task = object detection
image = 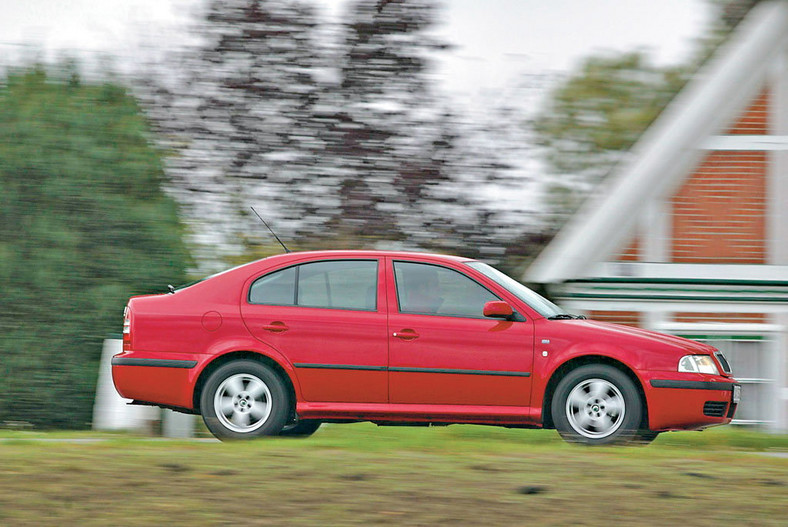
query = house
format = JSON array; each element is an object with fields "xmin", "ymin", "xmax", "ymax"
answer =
[{"xmin": 525, "ymin": 0, "xmax": 788, "ymax": 432}]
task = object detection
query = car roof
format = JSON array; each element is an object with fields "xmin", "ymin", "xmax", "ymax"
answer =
[
  {"xmin": 192, "ymin": 250, "xmax": 476, "ymax": 287},
  {"xmin": 258, "ymin": 250, "xmax": 473, "ymax": 264}
]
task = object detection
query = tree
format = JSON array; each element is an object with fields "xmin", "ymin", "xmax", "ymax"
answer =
[
  {"xmin": 311, "ymin": 0, "xmax": 457, "ymax": 244},
  {"xmin": 532, "ymin": 2, "xmax": 753, "ymax": 227},
  {"xmin": 140, "ymin": 0, "xmax": 324, "ymax": 265},
  {"xmin": 0, "ymin": 65, "xmax": 190, "ymax": 428},
  {"xmin": 140, "ymin": 0, "xmax": 532, "ymax": 268},
  {"xmin": 533, "ymin": 52, "xmax": 687, "ymax": 225}
]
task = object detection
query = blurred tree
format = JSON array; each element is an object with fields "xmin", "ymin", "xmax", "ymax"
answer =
[
  {"xmin": 532, "ymin": 2, "xmax": 751, "ymax": 227},
  {"xmin": 0, "ymin": 65, "xmax": 190, "ymax": 429},
  {"xmin": 316, "ymin": 0, "xmax": 454, "ymax": 242},
  {"xmin": 140, "ymin": 0, "xmax": 536, "ymax": 270},
  {"xmin": 533, "ymin": 52, "xmax": 687, "ymax": 226},
  {"xmin": 141, "ymin": 0, "xmax": 324, "ymax": 263}
]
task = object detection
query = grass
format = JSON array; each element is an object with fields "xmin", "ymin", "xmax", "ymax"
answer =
[{"xmin": 0, "ymin": 425, "xmax": 785, "ymax": 526}]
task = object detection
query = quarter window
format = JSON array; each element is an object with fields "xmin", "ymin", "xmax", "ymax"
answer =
[
  {"xmin": 249, "ymin": 267, "xmax": 296, "ymax": 306},
  {"xmin": 394, "ymin": 261, "xmax": 499, "ymax": 318},
  {"xmin": 249, "ymin": 260, "xmax": 378, "ymax": 311}
]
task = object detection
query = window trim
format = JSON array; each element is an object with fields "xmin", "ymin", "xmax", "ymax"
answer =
[
  {"xmin": 392, "ymin": 260, "xmax": 522, "ymax": 320},
  {"xmin": 247, "ymin": 259, "xmax": 380, "ymax": 312}
]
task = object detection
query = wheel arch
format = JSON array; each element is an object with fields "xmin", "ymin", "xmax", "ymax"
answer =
[
  {"xmin": 541, "ymin": 355, "xmax": 648, "ymax": 430},
  {"xmin": 192, "ymin": 350, "xmax": 297, "ymax": 415}
]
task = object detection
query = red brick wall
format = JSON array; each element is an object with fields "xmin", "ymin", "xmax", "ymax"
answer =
[
  {"xmin": 616, "ymin": 236, "xmax": 640, "ymax": 262},
  {"xmin": 674, "ymin": 312, "xmax": 766, "ymax": 324},
  {"xmin": 670, "ymin": 88, "xmax": 768, "ymax": 264},
  {"xmin": 590, "ymin": 311, "xmax": 765, "ymax": 327},
  {"xmin": 596, "ymin": 90, "xmax": 771, "ymax": 327},
  {"xmin": 671, "ymin": 150, "xmax": 766, "ymax": 263},
  {"xmin": 726, "ymin": 87, "xmax": 768, "ymax": 135},
  {"xmin": 588, "ymin": 311, "xmax": 641, "ymax": 327}
]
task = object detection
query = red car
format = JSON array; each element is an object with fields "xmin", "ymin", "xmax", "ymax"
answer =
[{"xmin": 112, "ymin": 250, "xmax": 739, "ymax": 444}]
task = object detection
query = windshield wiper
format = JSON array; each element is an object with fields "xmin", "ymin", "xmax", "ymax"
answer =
[{"xmin": 547, "ymin": 314, "xmax": 586, "ymax": 320}]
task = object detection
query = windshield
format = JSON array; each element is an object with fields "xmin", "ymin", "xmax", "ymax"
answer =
[{"xmin": 465, "ymin": 261, "xmax": 564, "ymax": 318}]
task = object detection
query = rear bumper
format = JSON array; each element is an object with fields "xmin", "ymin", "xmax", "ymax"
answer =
[
  {"xmin": 643, "ymin": 373, "xmax": 739, "ymax": 431},
  {"xmin": 111, "ymin": 351, "xmax": 204, "ymax": 409}
]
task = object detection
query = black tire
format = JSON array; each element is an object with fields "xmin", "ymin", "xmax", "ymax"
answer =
[
  {"xmin": 279, "ymin": 419, "xmax": 322, "ymax": 437},
  {"xmin": 551, "ymin": 364, "xmax": 643, "ymax": 445},
  {"xmin": 200, "ymin": 360, "xmax": 290, "ymax": 441}
]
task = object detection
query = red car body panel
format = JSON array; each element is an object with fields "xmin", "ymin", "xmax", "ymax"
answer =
[
  {"xmin": 385, "ymin": 256, "xmax": 535, "ymax": 407},
  {"xmin": 112, "ymin": 250, "xmax": 738, "ymax": 432}
]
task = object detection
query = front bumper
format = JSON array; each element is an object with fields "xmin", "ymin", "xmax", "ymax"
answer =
[{"xmin": 643, "ymin": 373, "xmax": 739, "ymax": 431}]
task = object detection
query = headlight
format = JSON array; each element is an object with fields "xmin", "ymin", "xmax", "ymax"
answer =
[{"xmin": 678, "ymin": 355, "xmax": 719, "ymax": 375}]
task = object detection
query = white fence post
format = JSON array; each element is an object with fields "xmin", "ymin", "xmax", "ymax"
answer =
[{"xmin": 93, "ymin": 337, "xmax": 197, "ymax": 436}]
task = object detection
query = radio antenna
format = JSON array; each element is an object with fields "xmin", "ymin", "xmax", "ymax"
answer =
[{"xmin": 250, "ymin": 207, "xmax": 291, "ymax": 253}]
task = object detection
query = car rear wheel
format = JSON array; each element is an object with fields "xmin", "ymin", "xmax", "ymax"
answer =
[
  {"xmin": 552, "ymin": 364, "xmax": 643, "ymax": 445},
  {"xmin": 279, "ymin": 419, "xmax": 322, "ymax": 437},
  {"xmin": 201, "ymin": 360, "xmax": 289, "ymax": 440}
]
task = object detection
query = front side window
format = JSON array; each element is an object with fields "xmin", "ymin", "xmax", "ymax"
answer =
[
  {"xmin": 249, "ymin": 260, "xmax": 377, "ymax": 311},
  {"xmin": 394, "ymin": 261, "xmax": 499, "ymax": 318}
]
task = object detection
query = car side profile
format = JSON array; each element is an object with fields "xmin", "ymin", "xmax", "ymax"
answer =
[{"xmin": 112, "ymin": 250, "xmax": 740, "ymax": 444}]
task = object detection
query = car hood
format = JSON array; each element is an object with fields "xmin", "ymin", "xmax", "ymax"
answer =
[
  {"xmin": 543, "ymin": 318, "xmax": 718, "ymax": 372},
  {"xmin": 573, "ymin": 319, "xmax": 715, "ymax": 354}
]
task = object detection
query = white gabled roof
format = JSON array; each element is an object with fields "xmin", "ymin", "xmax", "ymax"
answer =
[{"xmin": 525, "ymin": 0, "xmax": 788, "ymax": 284}]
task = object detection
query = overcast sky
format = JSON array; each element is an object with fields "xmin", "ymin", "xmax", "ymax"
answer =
[
  {"xmin": 0, "ymin": 0, "xmax": 714, "ymax": 104},
  {"xmin": 0, "ymin": 0, "xmax": 718, "ymax": 218}
]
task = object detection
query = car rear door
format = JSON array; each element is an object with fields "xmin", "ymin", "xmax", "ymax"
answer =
[
  {"xmin": 240, "ymin": 258, "xmax": 388, "ymax": 403},
  {"xmin": 386, "ymin": 258, "xmax": 534, "ymax": 406}
]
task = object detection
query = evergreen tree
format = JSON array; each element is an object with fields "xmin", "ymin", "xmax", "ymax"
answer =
[{"xmin": 0, "ymin": 65, "xmax": 190, "ymax": 428}]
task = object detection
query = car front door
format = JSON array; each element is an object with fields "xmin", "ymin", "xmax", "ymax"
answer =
[
  {"xmin": 386, "ymin": 258, "xmax": 534, "ymax": 406},
  {"xmin": 240, "ymin": 258, "xmax": 388, "ymax": 403}
]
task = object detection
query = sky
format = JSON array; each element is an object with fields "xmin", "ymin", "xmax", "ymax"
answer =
[
  {"xmin": 0, "ymin": 0, "xmax": 714, "ymax": 105},
  {"xmin": 428, "ymin": 0, "xmax": 712, "ymax": 101},
  {"xmin": 0, "ymin": 0, "xmax": 717, "ymax": 218}
]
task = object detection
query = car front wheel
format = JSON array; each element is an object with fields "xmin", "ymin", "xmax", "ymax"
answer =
[
  {"xmin": 201, "ymin": 360, "xmax": 290, "ymax": 440},
  {"xmin": 552, "ymin": 364, "xmax": 643, "ymax": 445}
]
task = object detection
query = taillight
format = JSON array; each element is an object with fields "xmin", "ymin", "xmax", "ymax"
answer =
[{"xmin": 123, "ymin": 305, "xmax": 132, "ymax": 351}]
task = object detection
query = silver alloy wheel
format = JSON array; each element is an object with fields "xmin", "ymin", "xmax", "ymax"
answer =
[
  {"xmin": 565, "ymin": 378, "xmax": 625, "ymax": 439},
  {"xmin": 213, "ymin": 373, "xmax": 273, "ymax": 433}
]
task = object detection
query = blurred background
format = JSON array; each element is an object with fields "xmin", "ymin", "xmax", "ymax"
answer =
[{"xmin": 1, "ymin": 0, "xmax": 784, "ymax": 434}]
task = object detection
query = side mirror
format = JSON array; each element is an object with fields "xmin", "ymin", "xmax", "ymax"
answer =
[{"xmin": 483, "ymin": 301, "xmax": 513, "ymax": 319}]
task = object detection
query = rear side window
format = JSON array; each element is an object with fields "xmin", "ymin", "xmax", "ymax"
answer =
[{"xmin": 249, "ymin": 260, "xmax": 378, "ymax": 311}]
